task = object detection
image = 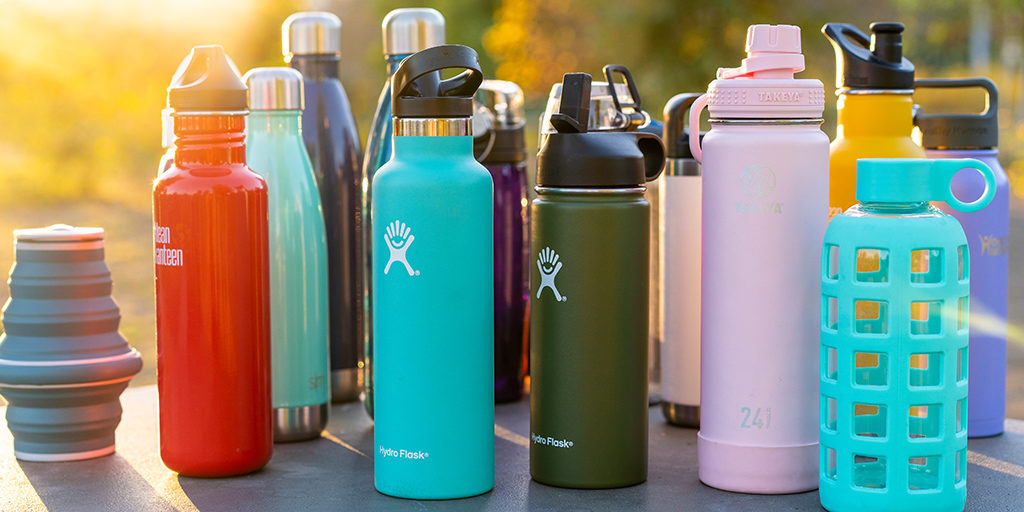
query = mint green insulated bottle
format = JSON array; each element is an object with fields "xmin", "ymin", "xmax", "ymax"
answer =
[
  {"xmin": 244, "ymin": 68, "xmax": 330, "ymax": 442},
  {"xmin": 820, "ymin": 158, "xmax": 995, "ymax": 511},
  {"xmin": 372, "ymin": 45, "xmax": 493, "ymax": 499}
]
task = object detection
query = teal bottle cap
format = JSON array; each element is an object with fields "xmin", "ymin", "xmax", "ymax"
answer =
[{"xmin": 856, "ymin": 158, "xmax": 996, "ymax": 212}]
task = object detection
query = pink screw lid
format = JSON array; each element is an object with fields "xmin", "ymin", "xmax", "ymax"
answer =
[{"xmin": 705, "ymin": 24, "xmax": 824, "ymax": 119}]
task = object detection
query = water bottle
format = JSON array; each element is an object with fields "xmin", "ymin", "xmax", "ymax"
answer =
[
  {"xmin": 283, "ymin": 12, "xmax": 364, "ymax": 403},
  {"xmin": 244, "ymin": 67, "xmax": 330, "ymax": 442},
  {"xmin": 819, "ymin": 158, "xmax": 995, "ymax": 512},
  {"xmin": 530, "ymin": 72, "xmax": 664, "ymax": 489},
  {"xmin": 0, "ymin": 225, "xmax": 143, "ymax": 461},
  {"xmin": 823, "ymin": 22, "xmax": 925, "ymax": 219},
  {"xmin": 153, "ymin": 46, "xmax": 272, "ymax": 476},
  {"xmin": 159, "ymin": 108, "xmax": 175, "ymax": 174},
  {"xmin": 372, "ymin": 45, "xmax": 493, "ymax": 499},
  {"xmin": 688, "ymin": 24, "xmax": 828, "ymax": 493},
  {"xmin": 538, "ymin": 66, "xmax": 666, "ymax": 403},
  {"xmin": 476, "ymin": 79, "xmax": 529, "ymax": 403},
  {"xmin": 362, "ymin": 8, "xmax": 445, "ymax": 418},
  {"xmin": 659, "ymin": 93, "xmax": 702, "ymax": 428},
  {"xmin": 914, "ymin": 78, "xmax": 1009, "ymax": 437}
]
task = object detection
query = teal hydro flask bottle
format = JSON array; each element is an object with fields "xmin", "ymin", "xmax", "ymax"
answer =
[
  {"xmin": 244, "ymin": 67, "xmax": 330, "ymax": 442},
  {"xmin": 819, "ymin": 158, "xmax": 995, "ymax": 512},
  {"xmin": 371, "ymin": 44, "xmax": 494, "ymax": 499}
]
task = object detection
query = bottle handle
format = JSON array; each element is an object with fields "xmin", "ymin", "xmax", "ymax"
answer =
[
  {"xmin": 913, "ymin": 78, "xmax": 998, "ymax": 124},
  {"xmin": 688, "ymin": 93, "xmax": 709, "ymax": 163},
  {"xmin": 821, "ymin": 23, "xmax": 872, "ymax": 62},
  {"xmin": 933, "ymin": 158, "xmax": 996, "ymax": 213},
  {"xmin": 392, "ymin": 45, "xmax": 483, "ymax": 101},
  {"xmin": 603, "ymin": 64, "xmax": 647, "ymax": 130},
  {"xmin": 635, "ymin": 132, "xmax": 665, "ymax": 182}
]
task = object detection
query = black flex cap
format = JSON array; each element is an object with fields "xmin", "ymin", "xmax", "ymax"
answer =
[
  {"xmin": 914, "ymin": 77, "xmax": 999, "ymax": 149},
  {"xmin": 391, "ymin": 45, "xmax": 483, "ymax": 118},
  {"xmin": 822, "ymin": 22, "xmax": 915, "ymax": 90},
  {"xmin": 167, "ymin": 45, "xmax": 247, "ymax": 112},
  {"xmin": 537, "ymin": 73, "xmax": 665, "ymax": 188},
  {"xmin": 478, "ymin": 126, "xmax": 526, "ymax": 164},
  {"xmin": 663, "ymin": 93, "xmax": 704, "ymax": 159}
]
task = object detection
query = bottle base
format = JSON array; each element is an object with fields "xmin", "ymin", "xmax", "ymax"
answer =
[
  {"xmin": 331, "ymin": 368, "xmax": 362, "ymax": 403},
  {"xmin": 968, "ymin": 417, "xmax": 1005, "ymax": 438},
  {"xmin": 530, "ymin": 473, "xmax": 647, "ymax": 490},
  {"xmin": 273, "ymin": 403, "xmax": 329, "ymax": 443},
  {"xmin": 697, "ymin": 431, "xmax": 817, "ymax": 494},
  {"xmin": 374, "ymin": 482, "xmax": 493, "ymax": 500},
  {"xmin": 662, "ymin": 402, "xmax": 699, "ymax": 428},
  {"xmin": 14, "ymin": 444, "xmax": 115, "ymax": 462}
]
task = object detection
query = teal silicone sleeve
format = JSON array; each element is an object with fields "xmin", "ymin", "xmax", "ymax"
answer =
[
  {"xmin": 371, "ymin": 135, "xmax": 495, "ymax": 499},
  {"xmin": 246, "ymin": 111, "xmax": 331, "ymax": 409}
]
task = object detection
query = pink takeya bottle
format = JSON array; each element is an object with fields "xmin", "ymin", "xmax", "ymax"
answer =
[{"xmin": 689, "ymin": 24, "xmax": 829, "ymax": 494}]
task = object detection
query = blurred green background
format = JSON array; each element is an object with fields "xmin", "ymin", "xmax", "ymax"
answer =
[{"xmin": 1, "ymin": 0, "xmax": 1023, "ymax": 413}]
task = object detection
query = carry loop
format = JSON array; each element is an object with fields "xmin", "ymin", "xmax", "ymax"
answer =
[
  {"xmin": 636, "ymin": 132, "xmax": 666, "ymax": 182},
  {"xmin": 663, "ymin": 93, "xmax": 703, "ymax": 159},
  {"xmin": 913, "ymin": 78, "xmax": 999, "ymax": 149},
  {"xmin": 933, "ymin": 159, "xmax": 996, "ymax": 213},
  {"xmin": 687, "ymin": 93, "xmax": 710, "ymax": 163},
  {"xmin": 391, "ymin": 44, "xmax": 484, "ymax": 118},
  {"xmin": 603, "ymin": 65, "xmax": 647, "ymax": 131}
]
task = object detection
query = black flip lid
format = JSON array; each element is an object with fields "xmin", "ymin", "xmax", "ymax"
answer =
[
  {"xmin": 536, "ymin": 73, "xmax": 664, "ymax": 188},
  {"xmin": 168, "ymin": 45, "xmax": 247, "ymax": 112},
  {"xmin": 822, "ymin": 22, "xmax": 915, "ymax": 90},
  {"xmin": 663, "ymin": 93, "xmax": 704, "ymax": 159},
  {"xmin": 392, "ymin": 45, "xmax": 483, "ymax": 118},
  {"xmin": 914, "ymin": 77, "xmax": 999, "ymax": 149}
]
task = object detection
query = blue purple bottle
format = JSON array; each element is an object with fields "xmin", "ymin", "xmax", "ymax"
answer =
[{"xmin": 915, "ymin": 77, "xmax": 1008, "ymax": 437}]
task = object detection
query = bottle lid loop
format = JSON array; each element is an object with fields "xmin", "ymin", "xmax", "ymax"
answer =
[{"xmin": 855, "ymin": 158, "xmax": 996, "ymax": 213}]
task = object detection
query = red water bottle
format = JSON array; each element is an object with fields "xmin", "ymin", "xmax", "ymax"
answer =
[{"xmin": 153, "ymin": 45, "xmax": 272, "ymax": 476}]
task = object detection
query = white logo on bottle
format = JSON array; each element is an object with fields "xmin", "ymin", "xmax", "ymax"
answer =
[
  {"xmin": 536, "ymin": 247, "xmax": 566, "ymax": 302},
  {"xmin": 384, "ymin": 220, "xmax": 419, "ymax": 276}
]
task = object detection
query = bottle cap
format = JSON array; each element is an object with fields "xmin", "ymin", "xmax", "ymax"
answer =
[
  {"xmin": 663, "ymin": 93, "xmax": 703, "ymax": 159},
  {"xmin": 856, "ymin": 158, "xmax": 995, "ymax": 212},
  {"xmin": 161, "ymin": 108, "xmax": 175, "ymax": 149},
  {"xmin": 244, "ymin": 67, "xmax": 304, "ymax": 111},
  {"xmin": 382, "ymin": 8, "xmax": 445, "ymax": 56},
  {"xmin": 537, "ymin": 73, "xmax": 664, "ymax": 188},
  {"xmin": 391, "ymin": 44, "xmax": 483, "ymax": 119},
  {"xmin": 167, "ymin": 45, "xmax": 247, "ymax": 112},
  {"xmin": 914, "ymin": 78, "xmax": 998, "ymax": 149},
  {"xmin": 822, "ymin": 22, "xmax": 915, "ymax": 90},
  {"xmin": 703, "ymin": 25, "xmax": 824, "ymax": 119},
  {"xmin": 475, "ymin": 79, "xmax": 526, "ymax": 163},
  {"xmin": 282, "ymin": 12, "xmax": 341, "ymax": 60},
  {"xmin": 14, "ymin": 224, "xmax": 104, "ymax": 248}
]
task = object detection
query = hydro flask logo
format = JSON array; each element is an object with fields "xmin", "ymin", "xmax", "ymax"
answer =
[
  {"xmin": 536, "ymin": 247, "xmax": 566, "ymax": 302},
  {"xmin": 384, "ymin": 220, "xmax": 419, "ymax": 276},
  {"xmin": 739, "ymin": 165, "xmax": 776, "ymax": 199}
]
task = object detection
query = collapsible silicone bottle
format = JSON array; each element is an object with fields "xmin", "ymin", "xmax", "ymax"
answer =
[
  {"xmin": 283, "ymin": 12, "xmax": 364, "ymax": 403},
  {"xmin": 0, "ymin": 225, "xmax": 142, "ymax": 461},
  {"xmin": 372, "ymin": 45, "xmax": 493, "ymax": 499},
  {"xmin": 538, "ymin": 66, "xmax": 666, "ymax": 402},
  {"xmin": 476, "ymin": 79, "xmax": 529, "ymax": 403},
  {"xmin": 659, "ymin": 93, "xmax": 702, "ymax": 428},
  {"xmin": 244, "ymin": 67, "xmax": 330, "ymax": 442},
  {"xmin": 153, "ymin": 45, "xmax": 272, "ymax": 476},
  {"xmin": 914, "ymin": 78, "xmax": 1008, "ymax": 438},
  {"xmin": 689, "ymin": 24, "xmax": 828, "ymax": 493},
  {"xmin": 819, "ymin": 158, "xmax": 995, "ymax": 512},
  {"xmin": 362, "ymin": 8, "xmax": 445, "ymax": 418},
  {"xmin": 823, "ymin": 22, "xmax": 925, "ymax": 219},
  {"xmin": 530, "ymin": 73, "xmax": 664, "ymax": 489}
]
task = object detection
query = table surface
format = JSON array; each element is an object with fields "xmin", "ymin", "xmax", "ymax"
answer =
[{"xmin": 2, "ymin": 385, "xmax": 1023, "ymax": 511}]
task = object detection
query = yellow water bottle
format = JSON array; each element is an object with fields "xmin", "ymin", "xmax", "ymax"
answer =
[{"xmin": 823, "ymin": 22, "xmax": 924, "ymax": 219}]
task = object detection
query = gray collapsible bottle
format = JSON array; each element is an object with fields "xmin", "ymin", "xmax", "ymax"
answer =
[{"xmin": 0, "ymin": 225, "xmax": 143, "ymax": 461}]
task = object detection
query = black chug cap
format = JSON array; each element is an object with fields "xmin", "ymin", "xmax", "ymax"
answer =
[
  {"xmin": 663, "ymin": 93, "xmax": 703, "ymax": 159},
  {"xmin": 822, "ymin": 22, "xmax": 915, "ymax": 90},
  {"xmin": 168, "ymin": 45, "xmax": 248, "ymax": 112},
  {"xmin": 914, "ymin": 77, "xmax": 999, "ymax": 149},
  {"xmin": 537, "ymin": 73, "xmax": 665, "ymax": 188},
  {"xmin": 392, "ymin": 44, "xmax": 483, "ymax": 118}
]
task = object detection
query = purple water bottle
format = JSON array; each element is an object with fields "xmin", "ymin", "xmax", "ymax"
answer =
[
  {"xmin": 915, "ymin": 77, "xmax": 1009, "ymax": 437},
  {"xmin": 475, "ymin": 80, "xmax": 529, "ymax": 403}
]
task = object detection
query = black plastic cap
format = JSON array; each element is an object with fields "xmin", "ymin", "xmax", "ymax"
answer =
[
  {"xmin": 479, "ymin": 126, "xmax": 526, "ymax": 164},
  {"xmin": 914, "ymin": 77, "xmax": 999, "ymax": 149},
  {"xmin": 663, "ymin": 93, "xmax": 703, "ymax": 159},
  {"xmin": 168, "ymin": 45, "xmax": 247, "ymax": 112},
  {"xmin": 822, "ymin": 22, "xmax": 915, "ymax": 90},
  {"xmin": 537, "ymin": 73, "xmax": 664, "ymax": 188},
  {"xmin": 392, "ymin": 45, "xmax": 483, "ymax": 118}
]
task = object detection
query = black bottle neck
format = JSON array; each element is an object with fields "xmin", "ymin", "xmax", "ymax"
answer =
[{"xmin": 289, "ymin": 55, "xmax": 340, "ymax": 81}]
